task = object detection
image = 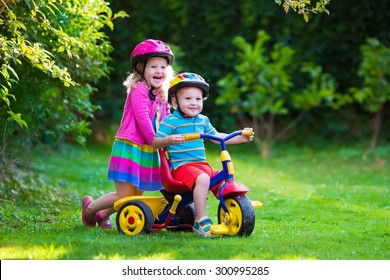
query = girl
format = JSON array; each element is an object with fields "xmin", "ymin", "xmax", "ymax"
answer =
[{"xmin": 82, "ymin": 39, "xmax": 175, "ymax": 229}]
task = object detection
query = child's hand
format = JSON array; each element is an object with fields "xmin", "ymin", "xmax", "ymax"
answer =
[
  {"xmin": 242, "ymin": 127, "xmax": 254, "ymax": 142},
  {"xmin": 168, "ymin": 134, "xmax": 185, "ymax": 145}
]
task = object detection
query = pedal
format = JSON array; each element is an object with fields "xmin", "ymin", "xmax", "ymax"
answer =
[
  {"xmin": 210, "ymin": 223, "xmax": 229, "ymax": 235},
  {"xmin": 252, "ymin": 200, "xmax": 263, "ymax": 208}
]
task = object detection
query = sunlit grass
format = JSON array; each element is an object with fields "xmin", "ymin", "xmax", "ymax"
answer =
[{"xmin": 0, "ymin": 245, "xmax": 68, "ymax": 260}]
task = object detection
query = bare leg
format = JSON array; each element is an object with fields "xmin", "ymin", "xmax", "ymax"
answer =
[
  {"xmin": 86, "ymin": 181, "xmax": 143, "ymax": 217},
  {"xmin": 193, "ymin": 173, "xmax": 210, "ymax": 220}
]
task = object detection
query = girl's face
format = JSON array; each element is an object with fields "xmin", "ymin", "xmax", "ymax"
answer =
[
  {"xmin": 144, "ymin": 56, "xmax": 168, "ymax": 89},
  {"xmin": 173, "ymin": 87, "xmax": 204, "ymax": 117}
]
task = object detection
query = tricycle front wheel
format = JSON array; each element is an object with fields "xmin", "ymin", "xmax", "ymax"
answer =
[{"xmin": 217, "ymin": 195, "xmax": 255, "ymax": 236}]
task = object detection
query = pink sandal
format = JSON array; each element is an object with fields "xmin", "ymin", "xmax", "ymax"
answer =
[
  {"xmin": 96, "ymin": 212, "xmax": 114, "ymax": 230},
  {"xmin": 82, "ymin": 196, "xmax": 96, "ymax": 227}
]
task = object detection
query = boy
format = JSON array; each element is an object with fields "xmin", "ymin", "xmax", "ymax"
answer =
[{"xmin": 152, "ymin": 72, "xmax": 253, "ymax": 237}]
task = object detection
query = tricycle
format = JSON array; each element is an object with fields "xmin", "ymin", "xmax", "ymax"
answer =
[{"xmin": 113, "ymin": 129, "xmax": 263, "ymax": 236}]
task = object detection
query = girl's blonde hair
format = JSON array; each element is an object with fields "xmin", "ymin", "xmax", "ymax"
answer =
[{"xmin": 123, "ymin": 62, "xmax": 176, "ymax": 103}]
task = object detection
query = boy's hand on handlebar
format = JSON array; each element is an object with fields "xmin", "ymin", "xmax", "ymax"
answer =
[{"xmin": 242, "ymin": 127, "xmax": 254, "ymax": 142}]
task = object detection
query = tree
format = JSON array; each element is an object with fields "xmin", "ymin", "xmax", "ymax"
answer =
[
  {"xmin": 0, "ymin": 0, "xmax": 128, "ymax": 148},
  {"xmin": 217, "ymin": 30, "xmax": 340, "ymax": 157},
  {"xmin": 349, "ymin": 38, "xmax": 390, "ymax": 150},
  {"xmin": 0, "ymin": 0, "xmax": 128, "ymax": 182}
]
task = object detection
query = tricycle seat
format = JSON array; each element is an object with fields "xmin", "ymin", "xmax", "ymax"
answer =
[{"xmin": 158, "ymin": 149, "xmax": 191, "ymax": 193}]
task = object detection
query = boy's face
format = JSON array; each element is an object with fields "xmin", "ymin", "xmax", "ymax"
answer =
[
  {"xmin": 144, "ymin": 56, "xmax": 168, "ymax": 89},
  {"xmin": 173, "ymin": 87, "xmax": 204, "ymax": 117}
]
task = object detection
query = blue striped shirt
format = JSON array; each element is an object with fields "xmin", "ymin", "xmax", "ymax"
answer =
[{"xmin": 155, "ymin": 110, "xmax": 217, "ymax": 169}]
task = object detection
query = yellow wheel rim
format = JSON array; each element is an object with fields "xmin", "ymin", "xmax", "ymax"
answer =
[
  {"xmin": 219, "ymin": 198, "xmax": 243, "ymax": 236},
  {"xmin": 118, "ymin": 205, "xmax": 147, "ymax": 236}
]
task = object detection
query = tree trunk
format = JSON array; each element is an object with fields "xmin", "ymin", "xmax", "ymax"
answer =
[
  {"xmin": 369, "ymin": 104, "xmax": 384, "ymax": 151},
  {"xmin": 254, "ymin": 137, "xmax": 272, "ymax": 158}
]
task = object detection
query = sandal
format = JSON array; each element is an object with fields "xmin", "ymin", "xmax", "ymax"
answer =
[
  {"xmin": 96, "ymin": 212, "xmax": 114, "ymax": 230},
  {"xmin": 193, "ymin": 216, "xmax": 217, "ymax": 238},
  {"xmin": 82, "ymin": 196, "xmax": 96, "ymax": 227}
]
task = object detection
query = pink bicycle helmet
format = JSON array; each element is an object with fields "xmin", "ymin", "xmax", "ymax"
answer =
[
  {"xmin": 130, "ymin": 39, "xmax": 174, "ymax": 74},
  {"xmin": 169, "ymin": 72, "xmax": 209, "ymax": 99}
]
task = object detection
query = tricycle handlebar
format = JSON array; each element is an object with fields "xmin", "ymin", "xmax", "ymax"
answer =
[
  {"xmin": 183, "ymin": 128, "xmax": 253, "ymax": 143},
  {"xmin": 241, "ymin": 128, "xmax": 254, "ymax": 137},
  {"xmin": 183, "ymin": 133, "xmax": 201, "ymax": 141}
]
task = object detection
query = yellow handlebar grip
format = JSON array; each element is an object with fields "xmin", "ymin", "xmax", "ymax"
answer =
[
  {"xmin": 183, "ymin": 133, "xmax": 201, "ymax": 141},
  {"xmin": 242, "ymin": 128, "xmax": 254, "ymax": 137}
]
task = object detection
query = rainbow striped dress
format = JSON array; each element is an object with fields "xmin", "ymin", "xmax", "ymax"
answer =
[{"xmin": 107, "ymin": 138, "xmax": 162, "ymax": 191}]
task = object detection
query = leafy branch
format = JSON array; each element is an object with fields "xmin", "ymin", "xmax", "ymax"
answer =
[
  {"xmin": 0, "ymin": 0, "xmax": 128, "ymax": 136},
  {"xmin": 275, "ymin": 0, "xmax": 331, "ymax": 22}
]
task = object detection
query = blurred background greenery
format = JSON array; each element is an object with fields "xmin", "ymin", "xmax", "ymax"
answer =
[
  {"xmin": 98, "ymin": 0, "xmax": 389, "ymax": 154},
  {"xmin": 1, "ymin": 0, "xmax": 389, "ymax": 173}
]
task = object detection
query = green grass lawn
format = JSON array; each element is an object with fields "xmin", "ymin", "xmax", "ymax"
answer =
[{"xmin": 0, "ymin": 141, "xmax": 389, "ymax": 260}]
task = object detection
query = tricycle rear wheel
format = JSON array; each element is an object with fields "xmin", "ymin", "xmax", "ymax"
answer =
[
  {"xmin": 116, "ymin": 200, "xmax": 154, "ymax": 236},
  {"xmin": 217, "ymin": 195, "xmax": 255, "ymax": 236}
]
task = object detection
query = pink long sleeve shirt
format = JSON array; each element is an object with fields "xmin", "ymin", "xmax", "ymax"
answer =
[{"xmin": 116, "ymin": 82, "xmax": 170, "ymax": 145}]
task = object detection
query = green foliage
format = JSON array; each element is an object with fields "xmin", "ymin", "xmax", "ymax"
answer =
[
  {"xmin": 276, "ymin": 0, "xmax": 331, "ymax": 22},
  {"xmin": 0, "ymin": 0, "xmax": 128, "ymax": 148},
  {"xmin": 218, "ymin": 31, "xmax": 294, "ymax": 117},
  {"xmin": 349, "ymin": 38, "xmax": 390, "ymax": 113},
  {"xmin": 0, "ymin": 0, "xmax": 129, "ymax": 185},
  {"xmin": 217, "ymin": 30, "xmax": 339, "ymax": 157},
  {"xmin": 291, "ymin": 62, "xmax": 349, "ymax": 110}
]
